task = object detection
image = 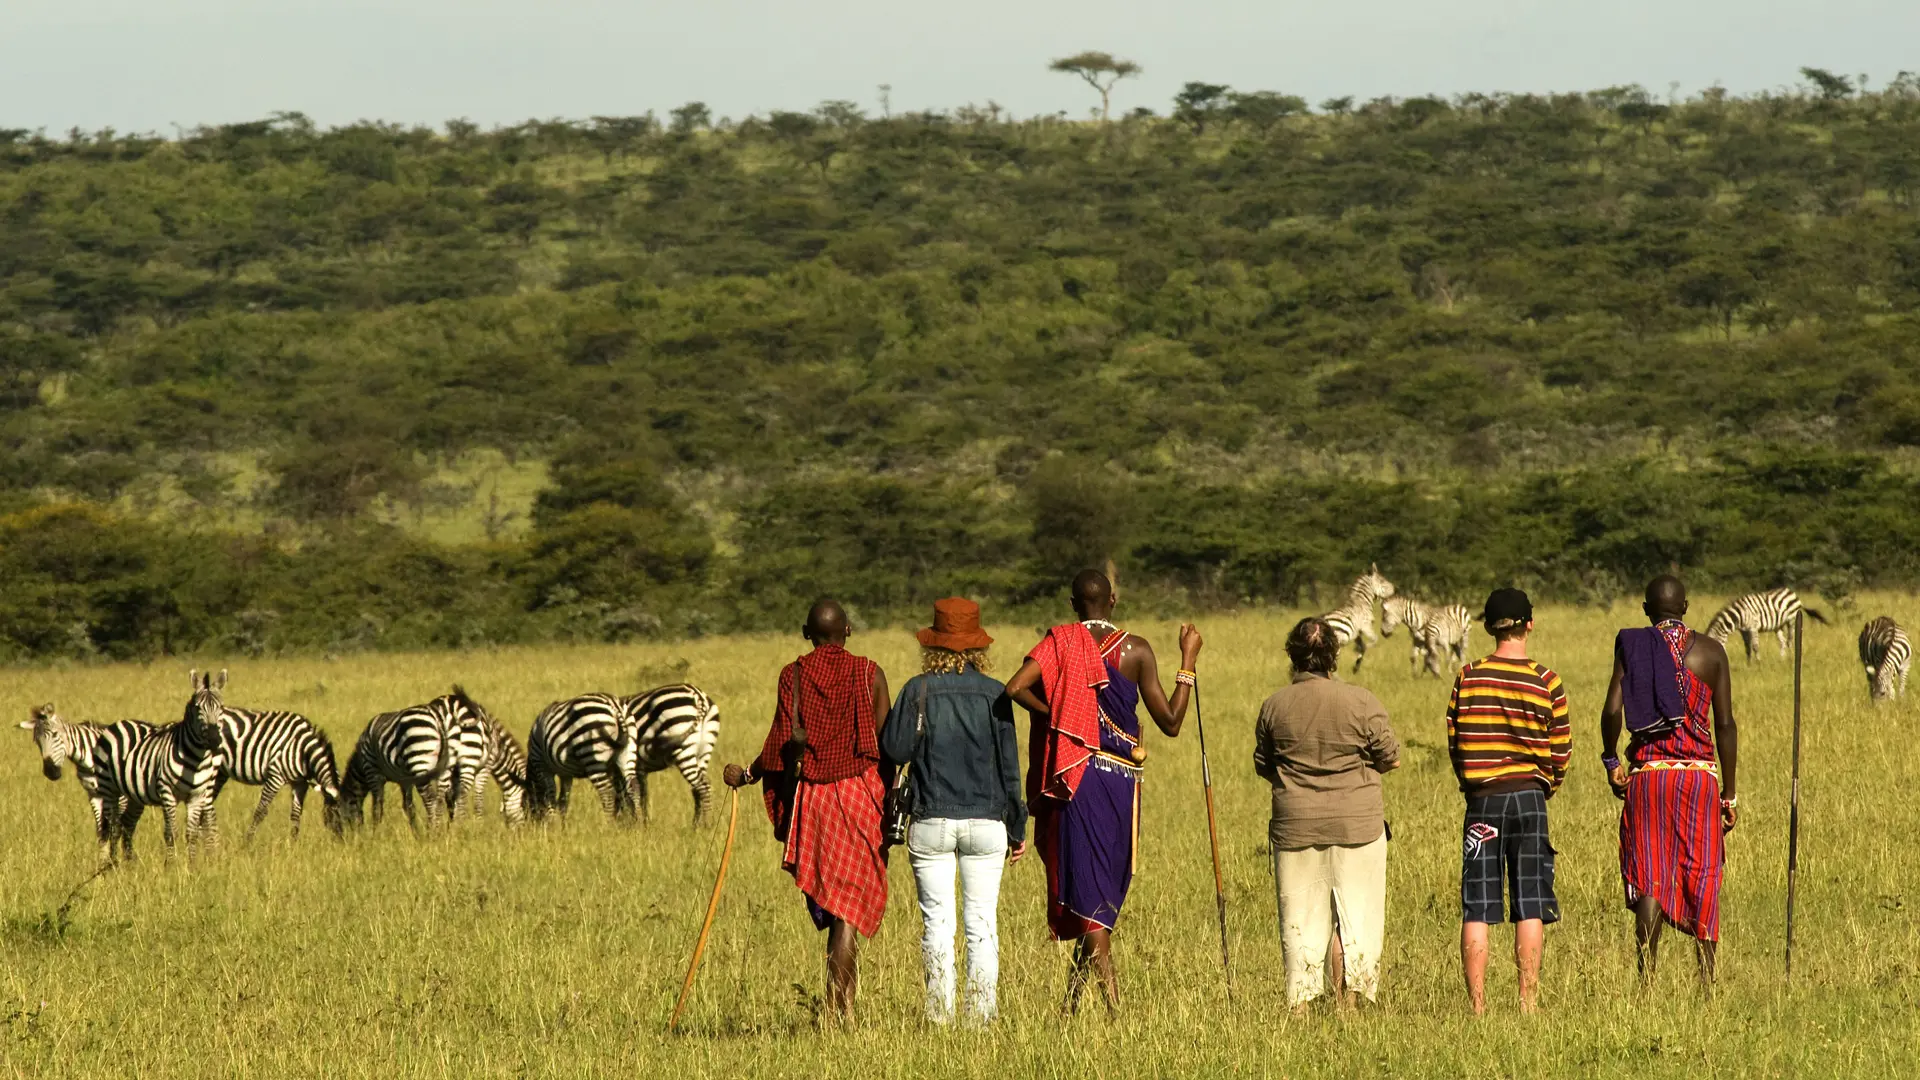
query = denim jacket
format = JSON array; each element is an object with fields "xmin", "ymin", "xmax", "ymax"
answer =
[{"xmin": 880, "ymin": 668, "xmax": 1027, "ymax": 843}]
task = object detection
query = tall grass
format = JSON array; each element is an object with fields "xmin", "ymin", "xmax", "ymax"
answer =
[{"xmin": 1, "ymin": 601, "xmax": 1915, "ymax": 1077}]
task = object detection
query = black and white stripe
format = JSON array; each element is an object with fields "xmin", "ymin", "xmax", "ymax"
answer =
[
  {"xmin": 1859, "ymin": 616, "xmax": 1911, "ymax": 702},
  {"xmin": 526, "ymin": 693, "xmax": 632, "ymax": 819},
  {"xmin": 20, "ymin": 705, "xmax": 156, "ymax": 863},
  {"xmin": 1705, "ymin": 588, "xmax": 1829, "ymax": 663},
  {"xmin": 1318, "ymin": 565, "xmax": 1397, "ymax": 672},
  {"xmin": 614, "ymin": 683, "xmax": 721, "ymax": 825},
  {"xmin": 91, "ymin": 670, "xmax": 229, "ymax": 861},
  {"xmin": 337, "ymin": 690, "xmax": 458, "ymax": 833},
  {"xmin": 445, "ymin": 689, "xmax": 529, "ymax": 825},
  {"xmin": 212, "ymin": 695, "xmax": 341, "ymax": 838},
  {"xmin": 1381, "ymin": 597, "xmax": 1471, "ymax": 677}
]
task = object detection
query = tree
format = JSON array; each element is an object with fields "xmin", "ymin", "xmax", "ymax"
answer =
[
  {"xmin": 1049, "ymin": 51, "xmax": 1142, "ymax": 122},
  {"xmin": 1173, "ymin": 82, "xmax": 1231, "ymax": 133},
  {"xmin": 1800, "ymin": 67, "xmax": 1854, "ymax": 101}
]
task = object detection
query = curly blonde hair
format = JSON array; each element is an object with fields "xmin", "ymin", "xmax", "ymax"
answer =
[{"xmin": 922, "ymin": 646, "xmax": 992, "ymax": 675}]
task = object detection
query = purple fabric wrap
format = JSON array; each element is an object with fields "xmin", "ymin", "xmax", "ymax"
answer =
[
  {"xmin": 1044, "ymin": 656, "xmax": 1142, "ymax": 935},
  {"xmin": 1618, "ymin": 626, "xmax": 1687, "ymax": 736}
]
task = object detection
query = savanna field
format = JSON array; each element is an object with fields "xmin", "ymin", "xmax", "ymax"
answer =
[{"xmin": 1, "ymin": 601, "xmax": 1915, "ymax": 1078}]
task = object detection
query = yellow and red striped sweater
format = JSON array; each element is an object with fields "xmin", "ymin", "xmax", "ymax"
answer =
[{"xmin": 1446, "ymin": 655, "xmax": 1571, "ymax": 795}]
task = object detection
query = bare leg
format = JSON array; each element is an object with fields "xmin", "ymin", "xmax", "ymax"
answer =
[
  {"xmin": 1461, "ymin": 921, "xmax": 1490, "ymax": 1015},
  {"xmin": 1329, "ymin": 914, "xmax": 1348, "ymax": 1006},
  {"xmin": 825, "ymin": 918, "xmax": 860, "ymax": 1021},
  {"xmin": 1515, "ymin": 918, "xmax": 1544, "ymax": 1014},
  {"xmin": 1633, "ymin": 895, "xmax": 1665, "ymax": 981},
  {"xmin": 1064, "ymin": 929, "xmax": 1120, "ymax": 1018},
  {"xmin": 1695, "ymin": 938, "xmax": 1717, "ymax": 996}
]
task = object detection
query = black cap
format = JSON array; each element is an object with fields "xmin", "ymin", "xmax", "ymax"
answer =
[{"xmin": 1481, "ymin": 587, "xmax": 1533, "ymax": 630}]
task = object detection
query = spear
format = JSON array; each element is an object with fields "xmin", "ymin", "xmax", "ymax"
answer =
[
  {"xmin": 1193, "ymin": 680, "xmax": 1234, "ymax": 995},
  {"xmin": 668, "ymin": 784, "xmax": 741, "ymax": 1032},
  {"xmin": 1785, "ymin": 609, "xmax": 1804, "ymax": 977}
]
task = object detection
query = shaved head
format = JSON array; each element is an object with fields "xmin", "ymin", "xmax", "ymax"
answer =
[
  {"xmin": 1644, "ymin": 575, "xmax": 1688, "ymax": 621},
  {"xmin": 1071, "ymin": 569, "xmax": 1115, "ymax": 620},
  {"xmin": 804, "ymin": 598, "xmax": 850, "ymax": 644}
]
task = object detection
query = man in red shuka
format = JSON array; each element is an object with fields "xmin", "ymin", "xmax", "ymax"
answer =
[{"xmin": 724, "ymin": 598, "xmax": 893, "ymax": 1021}]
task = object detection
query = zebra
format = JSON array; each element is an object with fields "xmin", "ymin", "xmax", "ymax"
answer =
[
  {"xmin": 1318, "ymin": 564, "xmax": 1397, "ymax": 672},
  {"xmin": 445, "ymin": 690, "xmax": 530, "ymax": 825},
  {"xmin": 1859, "ymin": 617, "xmax": 1912, "ymax": 702},
  {"xmin": 613, "ymin": 683, "xmax": 721, "ymax": 825},
  {"xmin": 91, "ymin": 670, "xmax": 229, "ymax": 861},
  {"xmin": 336, "ymin": 690, "xmax": 459, "ymax": 833},
  {"xmin": 526, "ymin": 693, "xmax": 633, "ymax": 820},
  {"xmin": 210, "ymin": 692, "xmax": 342, "ymax": 839},
  {"xmin": 1705, "ymin": 588, "xmax": 1829, "ymax": 663},
  {"xmin": 19, "ymin": 705, "xmax": 155, "ymax": 863},
  {"xmin": 1381, "ymin": 598, "xmax": 1472, "ymax": 677}
]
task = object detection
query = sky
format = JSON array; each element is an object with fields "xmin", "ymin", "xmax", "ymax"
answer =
[{"xmin": 7, "ymin": 0, "xmax": 1918, "ymax": 134}]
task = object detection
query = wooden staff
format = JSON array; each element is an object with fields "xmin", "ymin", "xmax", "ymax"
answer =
[
  {"xmin": 1193, "ymin": 681, "xmax": 1234, "ymax": 995},
  {"xmin": 1785, "ymin": 608, "xmax": 1804, "ymax": 977},
  {"xmin": 668, "ymin": 785, "xmax": 741, "ymax": 1032}
]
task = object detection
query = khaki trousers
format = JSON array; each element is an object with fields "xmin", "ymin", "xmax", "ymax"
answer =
[{"xmin": 1271, "ymin": 832, "xmax": 1388, "ymax": 1006}]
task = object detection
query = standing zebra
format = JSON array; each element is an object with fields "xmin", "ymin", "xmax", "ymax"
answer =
[
  {"xmin": 1705, "ymin": 588, "xmax": 1829, "ymax": 663},
  {"xmin": 613, "ymin": 683, "xmax": 721, "ymax": 825},
  {"xmin": 211, "ymin": 688, "xmax": 341, "ymax": 839},
  {"xmin": 19, "ymin": 705, "xmax": 155, "ymax": 863},
  {"xmin": 526, "ymin": 693, "xmax": 632, "ymax": 820},
  {"xmin": 91, "ymin": 671, "xmax": 229, "ymax": 861},
  {"xmin": 1381, "ymin": 598, "xmax": 1472, "ymax": 677},
  {"xmin": 1859, "ymin": 616, "xmax": 1912, "ymax": 702},
  {"xmin": 1318, "ymin": 564, "xmax": 1397, "ymax": 672},
  {"xmin": 445, "ymin": 691, "xmax": 530, "ymax": 824},
  {"xmin": 336, "ymin": 690, "xmax": 459, "ymax": 833}
]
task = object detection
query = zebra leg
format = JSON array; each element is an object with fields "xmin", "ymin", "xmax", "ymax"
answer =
[
  {"xmin": 191, "ymin": 784, "xmax": 219, "ymax": 859},
  {"xmin": 1741, "ymin": 629, "xmax": 1758, "ymax": 664},
  {"xmin": 556, "ymin": 776, "xmax": 573, "ymax": 817},
  {"xmin": 633, "ymin": 768, "xmax": 650, "ymax": 824},
  {"xmin": 371, "ymin": 783, "xmax": 387, "ymax": 826},
  {"xmin": 400, "ymin": 785, "xmax": 421, "ymax": 835},
  {"xmin": 90, "ymin": 794, "xmax": 113, "ymax": 866},
  {"xmin": 159, "ymin": 793, "xmax": 181, "ymax": 861},
  {"xmin": 591, "ymin": 773, "xmax": 620, "ymax": 817},
  {"xmin": 1777, "ymin": 627, "xmax": 1791, "ymax": 660},
  {"xmin": 118, "ymin": 803, "xmax": 144, "ymax": 862},
  {"xmin": 249, "ymin": 776, "xmax": 285, "ymax": 838},
  {"xmin": 288, "ymin": 781, "xmax": 307, "ymax": 838},
  {"xmin": 679, "ymin": 758, "xmax": 712, "ymax": 826}
]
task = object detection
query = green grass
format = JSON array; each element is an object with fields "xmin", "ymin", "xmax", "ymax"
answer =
[{"xmin": 1, "ymin": 601, "xmax": 1915, "ymax": 1076}]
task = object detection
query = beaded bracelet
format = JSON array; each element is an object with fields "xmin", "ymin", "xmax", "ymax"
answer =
[
  {"xmin": 1601, "ymin": 754, "xmax": 1621, "ymax": 772},
  {"xmin": 1175, "ymin": 669, "xmax": 1197, "ymax": 687}
]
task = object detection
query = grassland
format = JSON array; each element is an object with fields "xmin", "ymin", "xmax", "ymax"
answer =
[{"xmin": 0, "ymin": 601, "xmax": 1915, "ymax": 1078}]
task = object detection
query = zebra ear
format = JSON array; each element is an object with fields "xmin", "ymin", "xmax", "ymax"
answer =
[
  {"xmin": 189, "ymin": 668, "xmax": 200, "ymax": 690},
  {"xmin": 215, "ymin": 669, "xmax": 228, "ymax": 691},
  {"xmin": 16, "ymin": 720, "xmax": 34, "ymax": 730}
]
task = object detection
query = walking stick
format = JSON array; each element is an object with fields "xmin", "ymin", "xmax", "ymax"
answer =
[
  {"xmin": 1785, "ymin": 609, "xmax": 1804, "ymax": 977},
  {"xmin": 1193, "ymin": 681, "xmax": 1234, "ymax": 996},
  {"xmin": 669, "ymin": 784, "xmax": 741, "ymax": 1032}
]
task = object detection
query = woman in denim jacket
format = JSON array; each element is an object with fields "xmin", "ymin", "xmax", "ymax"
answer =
[{"xmin": 881, "ymin": 597, "xmax": 1027, "ymax": 1024}]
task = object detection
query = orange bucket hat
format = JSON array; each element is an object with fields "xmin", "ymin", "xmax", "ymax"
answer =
[{"xmin": 916, "ymin": 597, "xmax": 993, "ymax": 651}]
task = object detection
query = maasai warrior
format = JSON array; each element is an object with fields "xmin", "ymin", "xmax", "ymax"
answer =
[
  {"xmin": 1600, "ymin": 575, "xmax": 1740, "ymax": 989},
  {"xmin": 723, "ymin": 598, "xmax": 893, "ymax": 1020},
  {"xmin": 1005, "ymin": 569, "xmax": 1202, "ymax": 1016}
]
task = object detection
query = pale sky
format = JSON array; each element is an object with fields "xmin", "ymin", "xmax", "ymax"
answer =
[{"xmin": 7, "ymin": 0, "xmax": 1916, "ymax": 134}]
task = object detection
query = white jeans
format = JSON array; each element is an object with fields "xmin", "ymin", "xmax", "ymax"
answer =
[
  {"xmin": 1272, "ymin": 832, "xmax": 1388, "ymax": 1006},
  {"xmin": 907, "ymin": 817, "xmax": 1007, "ymax": 1023}
]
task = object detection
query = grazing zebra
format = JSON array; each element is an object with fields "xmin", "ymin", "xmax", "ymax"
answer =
[
  {"xmin": 613, "ymin": 683, "xmax": 721, "ymax": 824},
  {"xmin": 19, "ymin": 705, "xmax": 155, "ymax": 863},
  {"xmin": 1318, "ymin": 565, "xmax": 1397, "ymax": 672},
  {"xmin": 1381, "ymin": 598, "xmax": 1472, "ymax": 677},
  {"xmin": 92, "ymin": 671, "xmax": 229, "ymax": 861},
  {"xmin": 1859, "ymin": 617, "xmax": 1912, "ymax": 702},
  {"xmin": 526, "ymin": 693, "xmax": 633, "ymax": 820},
  {"xmin": 1705, "ymin": 588, "xmax": 1829, "ymax": 663},
  {"xmin": 446, "ymin": 692, "xmax": 530, "ymax": 825},
  {"xmin": 336, "ymin": 690, "xmax": 460, "ymax": 833},
  {"xmin": 211, "ymin": 693, "xmax": 341, "ymax": 839}
]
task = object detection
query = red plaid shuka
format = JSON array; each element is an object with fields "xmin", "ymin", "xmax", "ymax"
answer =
[
  {"xmin": 1620, "ymin": 621, "xmax": 1725, "ymax": 940},
  {"xmin": 1024, "ymin": 623, "xmax": 1110, "ymax": 804},
  {"xmin": 756, "ymin": 644, "xmax": 879, "ymax": 836},
  {"xmin": 782, "ymin": 768, "xmax": 889, "ymax": 938}
]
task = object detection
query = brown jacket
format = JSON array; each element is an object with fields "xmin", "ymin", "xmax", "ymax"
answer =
[{"xmin": 1253, "ymin": 672, "xmax": 1400, "ymax": 849}]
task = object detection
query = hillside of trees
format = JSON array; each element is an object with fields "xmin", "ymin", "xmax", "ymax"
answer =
[{"xmin": 6, "ymin": 69, "xmax": 1920, "ymax": 659}]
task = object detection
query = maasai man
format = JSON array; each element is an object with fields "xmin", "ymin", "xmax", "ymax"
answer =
[
  {"xmin": 1600, "ymin": 575, "xmax": 1740, "ymax": 990},
  {"xmin": 723, "ymin": 598, "xmax": 893, "ymax": 1020},
  {"xmin": 1005, "ymin": 569, "xmax": 1202, "ymax": 1016}
]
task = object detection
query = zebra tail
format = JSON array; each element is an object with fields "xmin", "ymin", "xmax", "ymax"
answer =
[{"xmin": 1803, "ymin": 606, "xmax": 1830, "ymax": 625}]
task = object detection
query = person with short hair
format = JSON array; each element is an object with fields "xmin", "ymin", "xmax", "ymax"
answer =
[
  {"xmin": 1254, "ymin": 616, "xmax": 1401, "ymax": 1012},
  {"xmin": 1446, "ymin": 588, "xmax": 1570, "ymax": 1015},
  {"xmin": 723, "ymin": 598, "xmax": 893, "ymax": 1022},
  {"xmin": 879, "ymin": 598, "xmax": 1027, "ymax": 1025},
  {"xmin": 1600, "ymin": 575, "xmax": 1739, "ymax": 990}
]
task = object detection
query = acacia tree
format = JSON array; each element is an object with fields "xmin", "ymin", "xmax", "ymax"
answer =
[{"xmin": 1049, "ymin": 51, "xmax": 1142, "ymax": 122}]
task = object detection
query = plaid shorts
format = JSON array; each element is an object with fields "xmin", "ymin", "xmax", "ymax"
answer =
[{"xmin": 1460, "ymin": 788, "xmax": 1560, "ymax": 925}]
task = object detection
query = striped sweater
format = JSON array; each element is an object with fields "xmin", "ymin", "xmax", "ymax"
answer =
[{"xmin": 1446, "ymin": 655, "xmax": 1571, "ymax": 795}]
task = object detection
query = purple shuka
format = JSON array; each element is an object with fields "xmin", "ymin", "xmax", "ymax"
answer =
[
  {"xmin": 1617, "ymin": 625, "xmax": 1689, "ymax": 737},
  {"xmin": 1035, "ymin": 630, "xmax": 1143, "ymax": 938}
]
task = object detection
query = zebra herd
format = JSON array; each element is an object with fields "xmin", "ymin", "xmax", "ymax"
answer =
[{"xmin": 21, "ymin": 673, "xmax": 721, "ymax": 864}]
